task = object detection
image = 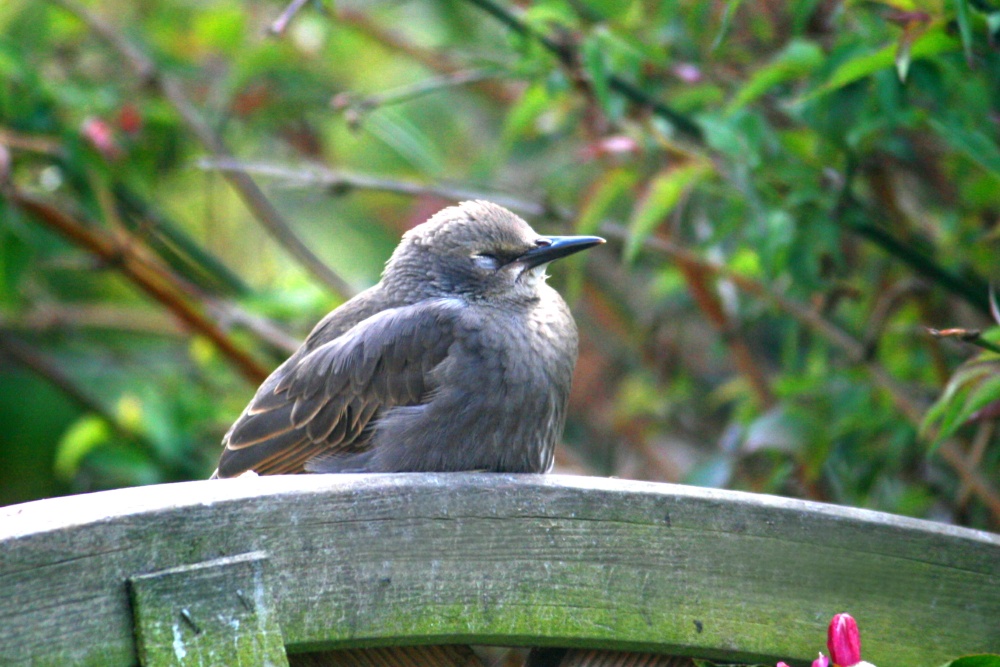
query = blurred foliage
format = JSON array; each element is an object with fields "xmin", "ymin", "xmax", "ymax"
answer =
[{"xmin": 1, "ymin": 0, "xmax": 998, "ymax": 530}]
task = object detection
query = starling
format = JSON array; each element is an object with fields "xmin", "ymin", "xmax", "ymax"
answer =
[{"xmin": 213, "ymin": 200, "xmax": 603, "ymax": 478}]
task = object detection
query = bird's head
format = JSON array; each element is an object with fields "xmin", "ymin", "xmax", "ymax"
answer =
[{"xmin": 383, "ymin": 200, "xmax": 604, "ymax": 302}]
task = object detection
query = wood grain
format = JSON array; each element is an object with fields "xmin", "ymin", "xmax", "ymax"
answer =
[{"xmin": 0, "ymin": 474, "xmax": 997, "ymax": 666}]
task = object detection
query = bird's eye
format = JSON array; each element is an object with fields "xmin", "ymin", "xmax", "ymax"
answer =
[{"xmin": 473, "ymin": 253, "xmax": 502, "ymax": 270}]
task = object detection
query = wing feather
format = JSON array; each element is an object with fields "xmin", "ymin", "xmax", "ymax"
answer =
[{"xmin": 215, "ymin": 300, "xmax": 460, "ymax": 477}]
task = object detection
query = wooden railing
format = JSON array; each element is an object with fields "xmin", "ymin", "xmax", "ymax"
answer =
[{"xmin": 1, "ymin": 474, "xmax": 998, "ymax": 666}]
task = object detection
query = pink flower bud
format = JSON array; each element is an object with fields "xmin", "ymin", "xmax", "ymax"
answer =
[
  {"xmin": 578, "ymin": 135, "xmax": 641, "ymax": 161},
  {"xmin": 777, "ymin": 662, "xmax": 791, "ymax": 667},
  {"xmin": 81, "ymin": 117, "xmax": 122, "ymax": 161},
  {"xmin": 813, "ymin": 653, "xmax": 830, "ymax": 667},
  {"xmin": 672, "ymin": 62, "xmax": 703, "ymax": 83},
  {"xmin": 828, "ymin": 613, "xmax": 862, "ymax": 666}
]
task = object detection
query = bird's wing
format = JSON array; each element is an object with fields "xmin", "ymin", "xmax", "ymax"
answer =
[{"xmin": 215, "ymin": 299, "xmax": 461, "ymax": 477}]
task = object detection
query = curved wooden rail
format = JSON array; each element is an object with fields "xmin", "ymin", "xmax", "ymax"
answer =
[{"xmin": 1, "ymin": 474, "xmax": 998, "ymax": 666}]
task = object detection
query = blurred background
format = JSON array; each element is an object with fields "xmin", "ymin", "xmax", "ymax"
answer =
[{"xmin": 1, "ymin": 0, "xmax": 998, "ymax": 531}]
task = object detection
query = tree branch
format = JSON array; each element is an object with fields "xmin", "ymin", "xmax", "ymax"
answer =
[
  {"xmin": 672, "ymin": 256, "xmax": 775, "ymax": 409},
  {"xmin": 198, "ymin": 157, "xmax": 563, "ymax": 218},
  {"xmin": 331, "ymin": 69, "xmax": 502, "ymax": 124},
  {"xmin": 6, "ymin": 189, "xmax": 270, "ymax": 385}
]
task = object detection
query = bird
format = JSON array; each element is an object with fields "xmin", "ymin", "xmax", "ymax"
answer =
[{"xmin": 212, "ymin": 200, "xmax": 604, "ymax": 478}]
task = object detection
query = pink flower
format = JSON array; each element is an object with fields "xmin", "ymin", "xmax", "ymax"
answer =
[
  {"xmin": 777, "ymin": 662, "xmax": 791, "ymax": 667},
  {"xmin": 828, "ymin": 613, "xmax": 862, "ymax": 666},
  {"xmin": 81, "ymin": 117, "xmax": 122, "ymax": 161},
  {"xmin": 672, "ymin": 62, "xmax": 702, "ymax": 83},
  {"xmin": 578, "ymin": 135, "xmax": 641, "ymax": 161}
]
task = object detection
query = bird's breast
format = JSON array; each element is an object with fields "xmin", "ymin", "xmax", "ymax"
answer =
[{"xmin": 460, "ymin": 292, "xmax": 577, "ymax": 387}]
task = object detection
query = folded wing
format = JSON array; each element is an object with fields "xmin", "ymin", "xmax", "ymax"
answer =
[{"xmin": 215, "ymin": 299, "xmax": 460, "ymax": 477}]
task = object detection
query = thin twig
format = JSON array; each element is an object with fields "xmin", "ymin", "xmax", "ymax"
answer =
[
  {"xmin": 332, "ymin": 69, "xmax": 501, "ymax": 117},
  {"xmin": 198, "ymin": 157, "xmax": 563, "ymax": 218},
  {"xmin": 47, "ymin": 0, "xmax": 354, "ymax": 298},
  {"xmin": 7, "ymin": 189, "xmax": 270, "ymax": 385},
  {"xmin": 861, "ymin": 278, "xmax": 928, "ymax": 356},
  {"xmin": 926, "ymin": 327, "xmax": 1000, "ymax": 355},
  {"xmin": 208, "ymin": 302, "xmax": 300, "ymax": 355},
  {"xmin": 5, "ymin": 305, "xmax": 184, "ymax": 337},
  {"xmin": 990, "ymin": 283, "xmax": 1000, "ymax": 325},
  {"xmin": 269, "ymin": 0, "xmax": 312, "ymax": 36},
  {"xmin": 0, "ymin": 128, "xmax": 63, "ymax": 156},
  {"xmin": 957, "ymin": 421, "xmax": 994, "ymax": 507}
]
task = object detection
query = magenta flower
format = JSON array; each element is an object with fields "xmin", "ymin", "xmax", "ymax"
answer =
[{"xmin": 828, "ymin": 613, "xmax": 862, "ymax": 666}]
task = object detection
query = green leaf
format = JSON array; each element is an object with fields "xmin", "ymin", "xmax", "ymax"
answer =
[
  {"xmin": 802, "ymin": 27, "xmax": 958, "ymax": 100},
  {"xmin": 712, "ymin": 0, "xmax": 745, "ymax": 52},
  {"xmin": 953, "ymin": 0, "xmax": 975, "ymax": 64},
  {"xmin": 964, "ymin": 371, "xmax": 1000, "ymax": 416},
  {"xmin": 727, "ymin": 39, "xmax": 824, "ymax": 114},
  {"xmin": 193, "ymin": 6, "xmax": 246, "ymax": 55},
  {"xmin": 575, "ymin": 168, "xmax": 637, "ymax": 235},
  {"xmin": 522, "ymin": 2, "xmax": 579, "ymax": 32},
  {"xmin": 564, "ymin": 168, "xmax": 637, "ymax": 301},
  {"xmin": 582, "ymin": 33, "xmax": 613, "ymax": 118},
  {"xmin": 930, "ymin": 118, "xmax": 1000, "ymax": 176},
  {"xmin": 54, "ymin": 415, "xmax": 112, "ymax": 480},
  {"xmin": 895, "ymin": 22, "xmax": 922, "ymax": 82},
  {"xmin": 364, "ymin": 108, "xmax": 445, "ymax": 175},
  {"xmin": 624, "ymin": 163, "xmax": 710, "ymax": 262},
  {"xmin": 503, "ymin": 81, "xmax": 550, "ymax": 143},
  {"xmin": 922, "ymin": 360, "xmax": 1000, "ymax": 445}
]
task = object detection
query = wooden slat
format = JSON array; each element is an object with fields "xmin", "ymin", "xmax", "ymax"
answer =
[
  {"xmin": 129, "ymin": 552, "xmax": 288, "ymax": 666},
  {"xmin": 0, "ymin": 474, "xmax": 998, "ymax": 666}
]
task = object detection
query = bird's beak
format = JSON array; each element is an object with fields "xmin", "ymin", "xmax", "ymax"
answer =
[{"xmin": 516, "ymin": 235, "xmax": 606, "ymax": 270}]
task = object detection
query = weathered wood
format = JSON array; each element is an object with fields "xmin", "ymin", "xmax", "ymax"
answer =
[
  {"xmin": 0, "ymin": 474, "xmax": 997, "ymax": 666},
  {"xmin": 129, "ymin": 552, "xmax": 288, "ymax": 666}
]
